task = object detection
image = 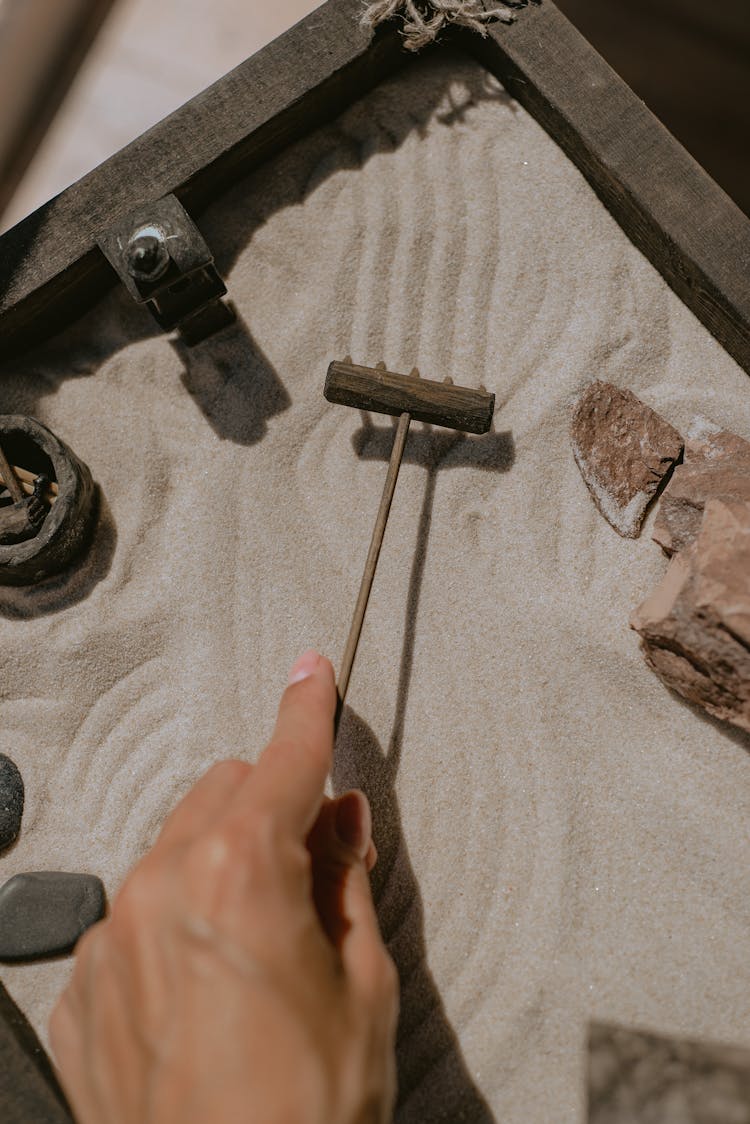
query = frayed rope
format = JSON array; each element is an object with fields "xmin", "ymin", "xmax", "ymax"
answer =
[{"xmin": 362, "ymin": 0, "xmax": 531, "ymax": 51}]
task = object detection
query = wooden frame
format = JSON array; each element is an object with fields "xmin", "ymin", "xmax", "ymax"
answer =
[{"xmin": 1, "ymin": 0, "xmax": 749, "ymax": 374}]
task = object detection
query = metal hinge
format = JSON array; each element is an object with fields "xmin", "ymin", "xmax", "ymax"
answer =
[{"xmin": 97, "ymin": 194, "xmax": 234, "ymax": 346}]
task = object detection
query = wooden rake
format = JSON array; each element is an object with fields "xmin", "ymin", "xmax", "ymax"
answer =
[{"xmin": 324, "ymin": 359, "xmax": 495, "ymax": 731}]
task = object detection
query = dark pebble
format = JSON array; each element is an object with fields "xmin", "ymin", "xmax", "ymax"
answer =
[
  {"xmin": 0, "ymin": 872, "xmax": 105, "ymax": 962},
  {"xmin": 0, "ymin": 754, "xmax": 24, "ymax": 852}
]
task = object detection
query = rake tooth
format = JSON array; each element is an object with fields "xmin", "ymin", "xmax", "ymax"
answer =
[
  {"xmin": 443, "ymin": 374, "xmax": 454, "ymax": 385},
  {"xmin": 343, "ymin": 353, "xmax": 354, "ymax": 365},
  {"xmin": 409, "ymin": 366, "xmax": 421, "ymax": 380},
  {"xmin": 375, "ymin": 360, "xmax": 387, "ymax": 371}
]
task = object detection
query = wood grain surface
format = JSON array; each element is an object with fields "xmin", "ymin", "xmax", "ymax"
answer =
[
  {"xmin": 1, "ymin": 0, "xmax": 749, "ymax": 383},
  {"xmin": 325, "ymin": 361, "xmax": 495, "ymax": 433},
  {"xmin": 465, "ymin": 2, "xmax": 750, "ymax": 375}
]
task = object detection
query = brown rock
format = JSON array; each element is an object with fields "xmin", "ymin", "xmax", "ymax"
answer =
[
  {"xmin": 571, "ymin": 381, "xmax": 683, "ymax": 537},
  {"xmin": 631, "ymin": 498, "xmax": 750, "ymax": 732},
  {"xmin": 652, "ymin": 418, "xmax": 750, "ymax": 554}
]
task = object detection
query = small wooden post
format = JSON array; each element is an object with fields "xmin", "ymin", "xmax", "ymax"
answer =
[{"xmin": 0, "ymin": 443, "xmax": 24, "ymax": 504}]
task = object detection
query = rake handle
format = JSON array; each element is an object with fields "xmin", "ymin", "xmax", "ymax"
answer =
[{"xmin": 335, "ymin": 411, "xmax": 411, "ymax": 733}]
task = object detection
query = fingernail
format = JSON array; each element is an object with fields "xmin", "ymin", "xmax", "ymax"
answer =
[
  {"xmin": 288, "ymin": 649, "xmax": 321, "ymax": 685},
  {"xmin": 334, "ymin": 790, "xmax": 372, "ymax": 861}
]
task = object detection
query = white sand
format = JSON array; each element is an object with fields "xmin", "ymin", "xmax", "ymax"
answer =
[{"xmin": 2, "ymin": 51, "xmax": 750, "ymax": 1123}]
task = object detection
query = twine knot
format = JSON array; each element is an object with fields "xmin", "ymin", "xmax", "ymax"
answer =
[{"xmin": 362, "ymin": 0, "xmax": 531, "ymax": 51}]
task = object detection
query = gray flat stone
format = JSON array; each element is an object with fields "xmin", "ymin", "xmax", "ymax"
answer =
[
  {"xmin": 0, "ymin": 872, "xmax": 105, "ymax": 962},
  {"xmin": 0, "ymin": 755, "xmax": 23, "ymax": 852}
]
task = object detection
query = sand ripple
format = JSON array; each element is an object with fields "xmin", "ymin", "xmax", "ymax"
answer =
[{"xmin": 1, "ymin": 51, "xmax": 750, "ymax": 1122}]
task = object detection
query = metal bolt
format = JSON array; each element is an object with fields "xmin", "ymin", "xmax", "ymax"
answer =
[{"xmin": 125, "ymin": 224, "xmax": 170, "ymax": 282}]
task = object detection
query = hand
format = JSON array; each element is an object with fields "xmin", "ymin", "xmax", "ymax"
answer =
[{"xmin": 50, "ymin": 651, "xmax": 398, "ymax": 1124}]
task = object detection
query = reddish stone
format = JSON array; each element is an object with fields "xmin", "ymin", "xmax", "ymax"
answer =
[
  {"xmin": 571, "ymin": 381, "xmax": 683, "ymax": 537},
  {"xmin": 631, "ymin": 499, "xmax": 750, "ymax": 733},
  {"xmin": 653, "ymin": 418, "xmax": 750, "ymax": 554}
]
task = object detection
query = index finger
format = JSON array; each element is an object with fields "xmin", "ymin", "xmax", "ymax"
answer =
[{"xmin": 237, "ymin": 651, "xmax": 337, "ymax": 838}]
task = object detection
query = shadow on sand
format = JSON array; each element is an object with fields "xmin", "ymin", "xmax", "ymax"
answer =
[
  {"xmin": 0, "ymin": 48, "xmax": 513, "ymax": 449},
  {"xmin": 333, "ymin": 420, "xmax": 513, "ymax": 1120}
]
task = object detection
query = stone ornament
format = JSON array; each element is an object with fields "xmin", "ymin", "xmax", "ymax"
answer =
[
  {"xmin": 632, "ymin": 498, "xmax": 750, "ymax": 733},
  {"xmin": 569, "ymin": 386, "xmax": 750, "ymax": 734},
  {"xmin": 571, "ymin": 381, "xmax": 683, "ymax": 538},
  {"xmin": 0, "ymin": 415, "xmax": 96, "ymax": 586},
  {"xmin": 0, "ymin": 755, "xmax": 23, "ymax": 854},
  {"xmin": 653, "ymin": 418, "xmax": 750, "ymax": 554},
  {"xmin": 0, "ymin": 872, "xmax": 105, "ymax": 962}
]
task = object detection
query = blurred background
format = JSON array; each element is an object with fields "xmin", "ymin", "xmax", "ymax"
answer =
[
  {"xmin": 556, "ymin": 0, "xmax": 750, "ymax": 217},
  {"xmin": 0, "ymin": 0, "xmax": 748, "ymax": 233}
]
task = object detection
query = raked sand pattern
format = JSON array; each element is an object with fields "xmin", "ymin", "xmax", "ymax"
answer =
[{"xmin": 2, "ymin": 52, "xmax": 750, "ymax": 1123}]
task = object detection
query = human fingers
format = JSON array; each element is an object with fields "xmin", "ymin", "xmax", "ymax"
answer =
[
  {"xmin": 229, "ymin": 651, "xmax": 336, "ymax": 840},
  {"xmin": 307, "ymin": 791, "xmax": 376, "ymax": 946},
  {"xmin": 153, "ymin": 759, "xmax": 253, "ymax": 854},
  {"xmin": 50, "ymin": 925, "xmax": 137, "ymax": 1124},
  {"xmin": 49, "ymin": 996, "xmax": 97, "ymax": 1124},
  {"xmin": 307, "ymin": 792, "xmax": 376, "ymax": 866},
  {"xmin": 308, "ymin": 791, "xmax": 395, "ymax": 1008},
  {"xmin": 340, "ymin": 855, "xmax": 397, "ymax": 1016}
]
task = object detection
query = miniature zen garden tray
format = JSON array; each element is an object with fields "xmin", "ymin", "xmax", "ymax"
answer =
[{"xmin": 1, "ymin": 3, "xmax": 750, "ymax": 1121}]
